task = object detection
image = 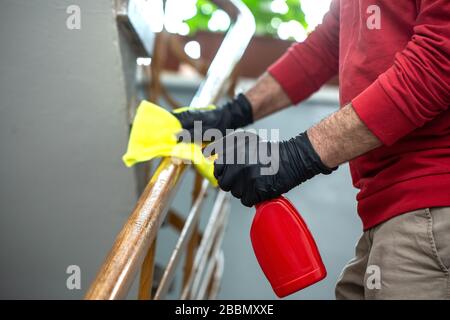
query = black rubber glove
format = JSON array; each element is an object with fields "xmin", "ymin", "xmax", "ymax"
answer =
[
  {"xmin": 211, "ymin": 131, "xmax": 337, "ymax": 207},
  {"xmin": 173, "ymin": 93, "xmax": 253, "ymax": 142}
]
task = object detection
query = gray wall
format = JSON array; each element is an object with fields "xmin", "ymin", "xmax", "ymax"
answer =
[
  {"xmin": 0, "ymin": 0, "xmax": 138, "ymax": 299},
  {"xmin": 0, "ymin": 0, "xmax": 362, "ymax": 299}
]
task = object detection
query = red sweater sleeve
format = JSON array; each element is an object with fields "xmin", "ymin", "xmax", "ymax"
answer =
[
  {"xmin": 352, "ymin": 0, "xmax": 450, "ymax": 146},
  {"xmin": 268, "ymin": 0, "xmax": 340, "ymax": 104}
]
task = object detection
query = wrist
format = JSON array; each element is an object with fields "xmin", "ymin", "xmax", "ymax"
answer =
[
  {"xmin": 301, "ymin": 132, "xmax": 337, "ymax": 174},
  {"xmin": 306, "ymin": 126, "xmax": 337, "ymax": 169},
  {"xmin": 245, "ymin": 73, "xmax": 292, "ymax": 120},
  {"xmin": 284, "ymin": 132, "xmax": 336, "ymax": 185},
  {"xmin": 223, "ymin": 93, "xmax": 254, "ymax": 130}
]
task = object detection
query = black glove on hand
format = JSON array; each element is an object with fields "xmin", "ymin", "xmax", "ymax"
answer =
[
  {"xmin": 173, "ymin": 93, "xmax": 253, "ymax": 142},
  {"xmin": 211, "ymin": 131, "xmax": 337, "ymax": 207}
]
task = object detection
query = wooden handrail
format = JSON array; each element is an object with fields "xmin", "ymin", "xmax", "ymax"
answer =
[
  {"xmin": 86, "ymin": 0, "xmax": 255, "ymax": 300},
  {"xmin": 85, "ymin": 158, "xmax": 186, "ymax": 299}
]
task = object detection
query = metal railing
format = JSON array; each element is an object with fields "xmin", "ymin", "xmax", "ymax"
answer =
[{"xmin": 85, "ymin": 0, "xmax": 255, "ymax": 300}]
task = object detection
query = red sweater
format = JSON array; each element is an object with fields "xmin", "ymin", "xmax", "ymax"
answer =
[{"xmin": 268, "ymin": 0, "xmax": 450, "ymax": 230}]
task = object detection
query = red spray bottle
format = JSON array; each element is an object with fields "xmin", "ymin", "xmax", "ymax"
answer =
[{"xmin": 250, "ymin": 196, "xmax": 326, "ymax": 298}]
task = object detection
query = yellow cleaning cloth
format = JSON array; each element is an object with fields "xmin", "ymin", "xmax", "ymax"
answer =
[{"xmin": 122, "ymin": 100, "xmax": 218, "ymax": 186}]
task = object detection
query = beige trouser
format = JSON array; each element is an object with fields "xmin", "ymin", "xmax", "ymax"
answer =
[{"xmin": 335, "ymin": 207, "xmax": 450, "ymax": 300}]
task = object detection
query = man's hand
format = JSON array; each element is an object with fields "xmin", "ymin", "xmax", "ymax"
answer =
[
  {"xmin": 172, "ymin": 72, "xmax": 293, "ymax": 142},
  {"xmin": 211, "ymin": 131, "xmax": 336, "ymax": 207},
  {"xmin": 172, "ymin": 94, "xmax": 253, "ymax": 141}
]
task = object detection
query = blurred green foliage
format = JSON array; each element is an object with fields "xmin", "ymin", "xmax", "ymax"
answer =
[{"xmin": 185, "ymin": 0, "xmax": 307, "ymax": 38}]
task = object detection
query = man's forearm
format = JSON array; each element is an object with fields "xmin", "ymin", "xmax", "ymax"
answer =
[
  {"xmin": 245, "ymin": 73, "xmax": 292, "ymax": 120},
  {"xmin": 307, "ymin": 103, "xmax": 382, "ymax": 168},
  {"xmin": 245, "ymin": 75, "xmax": 381, "ymax": 168}
]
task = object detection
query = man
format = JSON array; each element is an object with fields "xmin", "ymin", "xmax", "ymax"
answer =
[{"xmin": 174, "ymin": 0, "xmax": 450, "ymax": 299}]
